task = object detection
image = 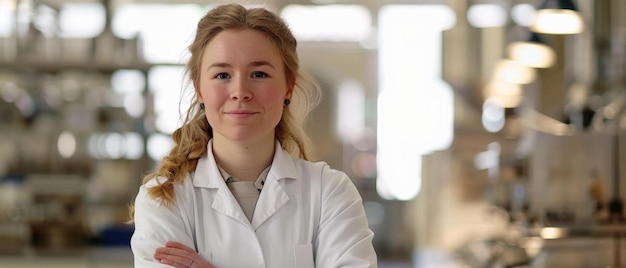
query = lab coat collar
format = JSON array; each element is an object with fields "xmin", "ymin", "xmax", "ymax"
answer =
[
  {"xmin": 191, "ymin": 139, "xmax": 296, "ymax": 229},
  {"xmin": 192, "ymin": 139, "xmax": 300, "ymax": 189}
]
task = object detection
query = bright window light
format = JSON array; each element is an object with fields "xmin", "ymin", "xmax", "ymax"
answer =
[
  {"xmin": 379, "ymin": 5, "xmax": 455, "ymax": 83},
  {"xmin": 378, "ymin": 85, "xmax": 453, "ymax": 152},
  {"xmin": 149, "ymin": 66, "xmax": 192, "ymax": 134},
  {"xmin": 147, "ymin": 134, "xmax": 174, "ymax": 161},
  {"xmin": 377, "ymin": 5, "xmax": 455, "ymax": 201},
  {"xmin": 467, "ymin": 4, "xmax": 508, "ymax": 28},
  {"xmin": 124, "ymin": 92, "xmax": 145, "ymax": 118},
  {"xmin": 281, "ymin": 4, "xmax": 371, "ymax": 42},
  {"xmin": 105, "ymin": 133, "xmax": 126, "ymax": 159},
  {"xmin": 15, "ymin": 0, "xmax": 32, "ymax": 38},
  {"xmin": 124, "ymin": 132, "xmax": 144, "ymax": 160},
  {"xmin": 34, "ymin": 4, "xmax": 56, "ymax": 37},
  {"xmin": 112, "ymin": 70, "xmax": 146, "ymax": 118},
  {"xmin": 0, "ymin": 9, "xmax": 13, "ymax": 38},
  {"xmin": 111, "ymin": 70, "xmax": 146, "ymax": 94},
  {"xmin": 511, "ymin": 4, "xmax": 536, "ymax": 27},
  {"xmin": 111, "ymin": 4, "xmax": 144, "ymax": 39},
  {"xmin": 375, "ymin": 174, "xmax": 394, "ymax": 200},
  {"xmin": 336, "ymin": 80, "xmax": 366, "ymax": 143},
  {"xmin": 0, "ymin": 0, "xmax": 16, "ymax": 37},
  {"xmin": 113, "ymin": 4, "xmax": 204, "ymax": 63},
  {"xmin": 531, "ymin": 9, "xmax": 584, "ymax": 34},
  {"xmin": 59, "ymin": 3, "xmax": 106, "ymax": 38},
  {"xmin": 377, "ymin": 147, "xmax": 422, "ymax": 201},
  {"xmin": 88, "ymin": 132, "xmax": 135, "ymax": 159}
]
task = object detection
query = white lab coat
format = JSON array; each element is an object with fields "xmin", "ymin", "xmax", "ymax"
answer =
[{"xmin": 131, "ymin": 140, "xmax": 377, "ymax": 267}]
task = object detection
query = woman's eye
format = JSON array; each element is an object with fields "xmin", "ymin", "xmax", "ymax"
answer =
[
  {"xmin": 215, "ymin": 73, "xmax": 230, "ymax": 79},
  {"xmin": 251, "ymin": 72, "xmax": 268, "ymax": 78}
]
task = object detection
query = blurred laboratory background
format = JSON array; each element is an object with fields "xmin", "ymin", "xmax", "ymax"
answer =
[{"xmin": 0, "ymin": 0, "xmax": 625, "ymax": 267}]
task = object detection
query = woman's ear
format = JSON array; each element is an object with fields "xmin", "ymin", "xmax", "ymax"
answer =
[{"xmin": 286, "ymin": 76, "xmax": 295, "ymax": 99}]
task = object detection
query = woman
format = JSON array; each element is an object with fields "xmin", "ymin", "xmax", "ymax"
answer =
[{"xmin": 130, "ymin": 3, "xmax": 377, "ymax": 268}]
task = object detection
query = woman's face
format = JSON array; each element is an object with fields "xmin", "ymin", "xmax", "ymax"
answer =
[{"xmin": 197, "ymin": 29, "xmax": 292, "ymax": 145}]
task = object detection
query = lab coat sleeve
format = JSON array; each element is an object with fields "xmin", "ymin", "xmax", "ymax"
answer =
[
  {"xmin": 315, "ymin": 168, "xmax": 377, "ymax": 267},
  {"xmin": 130, "ymin": 181, "xmax": 196, "ymax": 267}
]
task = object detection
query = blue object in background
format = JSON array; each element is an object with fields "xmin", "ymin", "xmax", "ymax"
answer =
[{"xmin": 101, "ymin": 225, "xmax": 134, "ymax": 247}]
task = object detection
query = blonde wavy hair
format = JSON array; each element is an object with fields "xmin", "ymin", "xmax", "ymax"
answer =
[{"xmin": 129, "ymin": 3, "xmax": 320, "ymax": 217}]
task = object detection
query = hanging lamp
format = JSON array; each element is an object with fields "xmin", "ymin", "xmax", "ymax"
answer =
[
  {"xmin": 530, "ymin": 0, "xmax": 584, "ymax": 34},
  {"xmin": 508, "ymin": 32, "xmax": 556, "ymax": 68}
]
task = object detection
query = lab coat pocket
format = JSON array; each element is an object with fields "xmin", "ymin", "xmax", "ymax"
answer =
[{"xmin": 293, "ymin": 244, "xmax": 314, "ymax": 268}]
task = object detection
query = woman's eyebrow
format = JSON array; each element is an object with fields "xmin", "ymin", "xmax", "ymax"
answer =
[
  {"xmin": 206, "ymin": 62, "xmax": 231, "ymax": 71},
  {"xmin": 250, "ymin": 61, "xmax": 275, "ymax": 69},
  {"xmin": 206, "ymin": 61, "xmax": 276, "ymax": 71}
]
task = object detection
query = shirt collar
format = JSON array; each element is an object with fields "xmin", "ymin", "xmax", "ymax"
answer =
[
  {"xmin": 192, "ymin": 139, "xmax": 300, "ymax": 189},
  {"xmin": 218, "ymin": 165, "xmax": 270, "ymax": 190}
]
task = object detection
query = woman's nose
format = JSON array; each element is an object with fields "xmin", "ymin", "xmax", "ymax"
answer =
[{"xmin": 230, "ymin": 78, "xmax": 252, "ymax": 100}]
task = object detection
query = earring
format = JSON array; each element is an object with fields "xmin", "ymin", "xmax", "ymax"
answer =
[
  {"xmin": 284, "ymin": 99, "xmax": 291, "ymax": 106},
  {"xmin": 199, "ymin": 103, "xmax": 205, "ymax": 109}
]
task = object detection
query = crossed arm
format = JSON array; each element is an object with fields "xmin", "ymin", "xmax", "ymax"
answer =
[
  {"xmin": 130, "ymin": 185, "xmax": 212, "ymax": 268},
  {"xmin": 154, "ymin": 241, "xmax": 213, "ymax": 268}
]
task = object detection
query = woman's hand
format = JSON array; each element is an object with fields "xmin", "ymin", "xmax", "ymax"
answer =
[{"xmin": 154, "ymin": 241, "xmax": 214, "ymax": 268}]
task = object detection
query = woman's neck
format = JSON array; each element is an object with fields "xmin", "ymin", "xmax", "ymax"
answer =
[{"xmin": 211, "ymin": 136, "xmax": 275, "ymax": 182}]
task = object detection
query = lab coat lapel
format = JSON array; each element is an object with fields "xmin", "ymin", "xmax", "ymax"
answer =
[
  {"xmin": 212, "ymin": 186, "xmax": 250, "ymax": 226},
  {"xmin": 251, "ymin": 142, "xmax": 299, "ymax": 230},
  {"xmin": 251, "ymin": 174, "xmax": 289, "ymax": 229},
  {"xmin": 193, "ymin": 140, "xmax": 250, "ymax": 226}
]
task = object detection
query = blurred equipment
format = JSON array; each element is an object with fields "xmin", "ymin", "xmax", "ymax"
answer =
[
  {"xmin": 26, "ymin": 175, "xmax": 87, "ymax": 253},
  {"xmin": 457, "ymin": 238, "xmax": 531, "ymax": 268},
  {"xmin": 0, "ymin": 175, "xmax": 30, "ymax": 254}
]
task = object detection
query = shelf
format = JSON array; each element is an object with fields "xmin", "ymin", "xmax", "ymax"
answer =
[
  {"xmin": 0, "ymin": 60, "xmax": 183, "ymax": 73},
  {"xmin": 0, "ymin": 61, "xmax": 149, "ymax": 73},
  {"xmin": 527, "ymin": 223, "xmax": 626, "ymax": 238}
]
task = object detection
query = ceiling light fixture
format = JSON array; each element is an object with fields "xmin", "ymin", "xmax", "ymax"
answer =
[
  {"xmin": 530, "ymin": 0, "xmax": 584, "ymax": 34},
  {"xmin": 508, "ymin": 32, "xmax": 556, "ymax": 68}
]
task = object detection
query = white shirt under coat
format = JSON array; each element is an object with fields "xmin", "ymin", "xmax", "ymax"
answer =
[{"xmin": 131, "ymin": 140, "xmax": 377, "ymax": 267}]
